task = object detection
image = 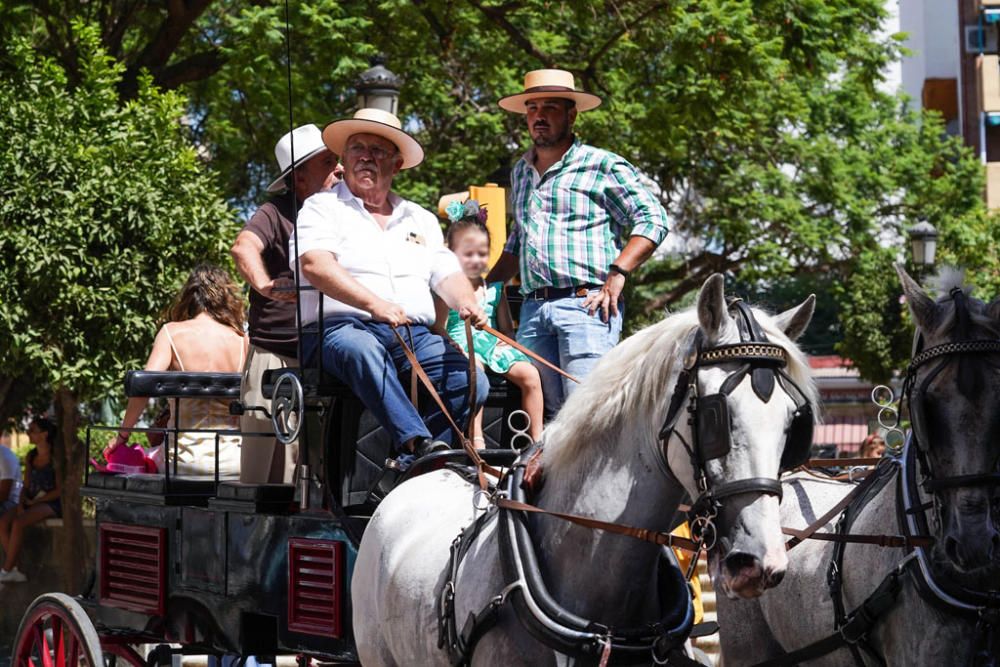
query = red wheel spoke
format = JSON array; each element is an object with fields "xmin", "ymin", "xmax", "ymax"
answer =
[
  {"xmin": 54, "ymin": 615, "xmax": 66, "ymax": 667},
  {"xmin": 31, "ymin": 624, "xmax": 47, "ymax": 667},
  {"xmin": 40, "ymin": 617, "xmax": 55, "ymax": 667},
  {"xmin": 69, "ymin": 635, "xmax": 80, "ymax": 667}
]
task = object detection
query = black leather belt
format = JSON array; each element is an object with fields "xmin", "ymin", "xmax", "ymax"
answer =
[{"xmin": 524, "ymin": 284, "xmax": 601, "ymax": 301}]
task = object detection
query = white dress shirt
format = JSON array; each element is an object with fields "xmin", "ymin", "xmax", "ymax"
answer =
[{"xmin": 289, "ymin": 181, "xmax": 461, "ymax": 326}]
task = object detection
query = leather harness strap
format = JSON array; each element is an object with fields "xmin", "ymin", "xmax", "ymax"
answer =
[
  {"xmin": 391, "ymin": 325, "xmax": 501, "ymax": 489},
  {"xmin": 780, "ymin": 460, "xmax": 932, "ymax": 553},
  {"xmin": 480, "ymin": 323, "xmax": 581, "ymax": 384},
  {"xmin": 781, "ymin": 528, "xmax": 932, "ymax": 549},
  {"xmin": 750, "ymin": 564, "xmax": 907, "ymax": 667},
  {"xmin": 804, "ymin": 457, "xmax": 884, "ymax": 468},
  {"xmin": 783, "ymin": 467, "xmax": 884, "ymax": 551},
  {"xmin": 496, "ymin": 497, "xmax": 700, "ymax": 553}
]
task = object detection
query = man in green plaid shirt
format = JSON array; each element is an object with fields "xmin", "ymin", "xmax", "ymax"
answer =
[{"xmin": 487, "ymin": 69, "xmax": 670, "ymax": 417}]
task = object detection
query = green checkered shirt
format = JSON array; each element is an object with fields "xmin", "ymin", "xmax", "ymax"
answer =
[{"xmin": 504, "ymin": 139, "xmax": 670, "ymax": 293}]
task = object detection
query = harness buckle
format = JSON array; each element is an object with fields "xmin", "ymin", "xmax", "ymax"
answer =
[{"xmin": 838, "ymin": 619, "xmax": 866, "ymax": 645}]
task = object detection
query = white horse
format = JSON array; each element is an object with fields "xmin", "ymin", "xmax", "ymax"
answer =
[
  {"xmin": 352, "ymin": 274, "xmax": 819, "ymax": 666},
  {"xmin": 717, "ymin": 267, "xmax": 1000, "ymax": 666}
]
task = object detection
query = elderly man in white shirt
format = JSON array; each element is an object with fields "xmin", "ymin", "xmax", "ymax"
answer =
[{"xmin": 290, "ymin": 108, "xmax": 488, "ymax": 462}]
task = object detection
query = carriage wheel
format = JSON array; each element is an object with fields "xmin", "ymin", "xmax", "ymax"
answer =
[{"xmin": 12, "ymin": 593, "xmax": 104, "ymax": 667}]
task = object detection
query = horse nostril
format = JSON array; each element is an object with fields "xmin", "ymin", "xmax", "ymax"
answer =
[
  {"xmin": 768, "ymin": 568, "xmax": 786, "ymax": 588},
  {"xmin": 723, "ymin": 552, "xmax": 760, "ymax": 577}
]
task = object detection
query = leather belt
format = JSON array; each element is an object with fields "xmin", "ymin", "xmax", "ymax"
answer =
[{"xmin": 524, "ymin": 284, "xmax": 601, "ymax": 301}]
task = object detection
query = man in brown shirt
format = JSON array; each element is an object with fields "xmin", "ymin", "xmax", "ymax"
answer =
[{"xmin": 232, "ymin": 124, "xmax": 341, "ymax": 483}]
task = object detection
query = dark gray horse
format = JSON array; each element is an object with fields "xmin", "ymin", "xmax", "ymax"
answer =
[{"xmin": 717, "ymin": 266, "xmax": 1000, "ymax": 666}]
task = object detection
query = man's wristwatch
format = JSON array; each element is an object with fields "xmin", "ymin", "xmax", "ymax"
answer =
[{"xmin": 609, "ymin": 263, "xmax": 630, "ymax": 279}]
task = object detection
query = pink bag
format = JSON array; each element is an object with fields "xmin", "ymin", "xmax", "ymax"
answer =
[{"xmin": 91, "ymin": 441, "xmax": 158, "ymax": 474}]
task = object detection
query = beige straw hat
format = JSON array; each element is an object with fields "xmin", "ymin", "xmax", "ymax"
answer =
[
  {"xmin": 498, "ymin": 69, "xmax": 602, "ymax": 114},
  {"xmin": 321, "ymin": 108, "xmax": 424, "ymax": 169}
]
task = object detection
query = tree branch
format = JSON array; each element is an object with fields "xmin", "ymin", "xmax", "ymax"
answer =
[
  {"xmin": 465, "ymin": 0, "xmax": 555, "ymax": 67},
  {"xmin": 586, "ymin": 1, "xmax": 669, "ymax": 71},
  {"xmin": 119, "ymin": 0, "xmax": 215, "ymax": 98},
  {"xmin": 154, "ymin": 49, "xmax": 225, "ymax": 89},
  {"xmin": 410, "ymin": 0, "xmax": 451, "ymax": 47},
  {"xmin": 641, "ymin": 253, "xmax": 739, "ymax": 313}
]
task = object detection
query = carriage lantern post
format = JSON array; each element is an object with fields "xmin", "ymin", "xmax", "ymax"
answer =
[
  {"xmin": 908, "ymin": 219, "xmax": 939, "ymax": 279},
  {"xmin": 356, "ymin": 55, "xmax": 401, "ymax": 114}
]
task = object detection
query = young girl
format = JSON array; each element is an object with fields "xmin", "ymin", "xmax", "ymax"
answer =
[{"xmin": 443, "ymin": 201, "xmax": 543, "ymax": 445}]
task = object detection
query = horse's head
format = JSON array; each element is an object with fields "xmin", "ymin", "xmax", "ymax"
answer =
[
  {"xmin": 898, "ymin": 266, "xmax": 1000, "ymax": 575},
  {"xmin": 665, "ymin": 274, "xmax": 817, "ymax": 599}
]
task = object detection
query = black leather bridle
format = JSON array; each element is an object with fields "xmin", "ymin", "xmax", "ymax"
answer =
[
  {"xmin": 905, "ymin": 288, "xmax": 1000, "ymax": 493},
  {"xmin": 659, "ymin": 300, "xmax": 815, "ymax": 539}
]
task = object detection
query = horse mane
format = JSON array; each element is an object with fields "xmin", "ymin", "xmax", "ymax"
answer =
[{"xmin": 543, "ymin": 304, "xmax": 819, "ymax": 470}]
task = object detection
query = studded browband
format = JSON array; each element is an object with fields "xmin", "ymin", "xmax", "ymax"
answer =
[
  {"xmin": 696, "ymin": 342, "xmax": 788, "ymax": 366},
  {"xmin": 909, "ymin": 339, "xmax": 1000, "ymax": 371}
]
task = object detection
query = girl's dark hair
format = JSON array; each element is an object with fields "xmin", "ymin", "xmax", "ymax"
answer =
[
  {"xmin": 164, "ymin": 264, "xmax": 245, "ymax": 335},
  {"xmin": 31, "ymin": 416, "xmax": 57, "ymax": 446},
  {"xmin": 446, "ymin": 219, "xmax": 490, "ymax": 248}
]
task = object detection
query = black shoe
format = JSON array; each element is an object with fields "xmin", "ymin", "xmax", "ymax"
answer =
[{"xmin": 414, "ymin": 438, "xmax": 451, "ymax": 457}]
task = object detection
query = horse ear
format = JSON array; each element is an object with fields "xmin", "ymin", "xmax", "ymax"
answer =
[
  {"xmin": 773, "ymin": 294, "xmax": 815, "ymax": 341},
  {"xmin": 697, "ymin": 273, "xmax": 731, "ymax": 340},
  {"xmin": 895, "ymin": 264, "xmax": 937, "ymax": 330}
]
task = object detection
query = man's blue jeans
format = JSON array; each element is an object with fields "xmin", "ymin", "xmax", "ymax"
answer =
[
  {"xmin": 516, "ymin": 294, "xmax": 622, "ymax": 419},
  {"xmin": 303, "ymin": 318, "xmax": 489, "ymax": 448}
]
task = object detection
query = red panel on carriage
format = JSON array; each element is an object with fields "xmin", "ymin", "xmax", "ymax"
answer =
[
  {"xmin": 287, "ymin": 538, "xmax": 344, "ymax": 638},
  {"xmin": 99, "ymin": 523, "xmax": 167, "ymax": 616}
]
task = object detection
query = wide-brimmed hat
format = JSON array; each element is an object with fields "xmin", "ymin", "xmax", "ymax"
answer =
[
  {"xmin": 266, "ymin": 124, "xmax": 330, "ymax": 193},
  {"xmin": 498, "ymin": 69, "xmax": 602, "ymax": 114},
  {"xmin": 322, "ymin": 108, "xmax": 424, "ymax": 169}
]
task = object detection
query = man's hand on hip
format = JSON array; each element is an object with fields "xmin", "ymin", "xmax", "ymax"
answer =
[
  {"xmin": 369, "ymin": 299, "xmax": 411, "ymax": 327},
  {"xmin": 583, "ymin": 272, "xmax": 626, "ymax": 322},
  {"xmin": 458, "ymin": 303, "xmax": 488, "ymax": 329}
]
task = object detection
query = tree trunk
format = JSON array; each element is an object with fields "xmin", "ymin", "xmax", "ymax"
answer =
[{"xmin": 54, "ymin": 386, "xmax": 85, "ymax": 594}]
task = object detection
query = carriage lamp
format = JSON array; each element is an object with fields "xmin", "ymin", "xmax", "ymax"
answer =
[
  {"xmin": 355, "ymin": 55, "xmax": 401, "ymax": 115},
  {"xmin": 908, "ymin": 220, "xmax": 939, "ymax": 269}
]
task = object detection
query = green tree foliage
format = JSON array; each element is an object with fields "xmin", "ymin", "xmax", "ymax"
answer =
[
  {"xmin": 0, "ymin": 25, "xmax": 235, "ymax": 589},
  {"xmin": 5, "ymin": 0, "xmax": 999, "ymax": 374}
]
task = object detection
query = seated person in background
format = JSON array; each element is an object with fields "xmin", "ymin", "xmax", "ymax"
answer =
[
  {"xmin": 291, "ymin": 108, "xmax": 489, "ymax": 462},
  {"xmin": 860, "ymin": 433, "xmax": 886, "ymax": 459},
  {"xmin": 0, "ymin": 417, "xmax": 61, "ymax": 583},
  {"xmin": 442, "ymin": 201, "xmax": 543, "ymax": 445},
  {"xmin": 108, "ymin": 264, "xmax": 248, "ymax": 476},
  {"xmin": 232, "ymin": 123, "xmax": 342, "ymax": 484},
  {"xmin": 0, "ymin": 431, "xmax": 21, "ymax": 514}
]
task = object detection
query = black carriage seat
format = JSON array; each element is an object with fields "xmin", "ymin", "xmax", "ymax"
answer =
[
  {"xmin": 124, "ymin": 370, "xmax": 243, "ymax": 400},
  {"xmin": 258, "ymin": 366, "xmax": 523, "ymax": 508},
  {"xmin": 84, "ymin": 371, "xmax": 244, "ymax": 505}
]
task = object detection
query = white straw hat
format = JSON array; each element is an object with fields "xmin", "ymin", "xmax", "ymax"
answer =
[
  {"xmin": 321, "ymin": 108, "xmax": 424, "ymax": 170},
  {"xmin": 267, "ymin": 124, "xmax": 330, "ymax": 193},
  {"xmin": 498, "ymin": 69, "xmax": 602, "ymax": 114}
]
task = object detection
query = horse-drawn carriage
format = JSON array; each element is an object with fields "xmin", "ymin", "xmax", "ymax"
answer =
[
  {"xmin": 12, "ymin": 358, "xmax": 523, "ymax": 667},
  {"xmin": 12, "ymin": 269, "xmax": 1000, "ymax": 667}
]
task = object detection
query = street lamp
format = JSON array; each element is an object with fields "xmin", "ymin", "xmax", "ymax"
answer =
[
  {"xmin": 355, "ymin": 55, "xmax": 401, "ymax": 115},
  {"xmin": 908, "ymin": 220, "xmax": 939, "ymax": 271}
]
